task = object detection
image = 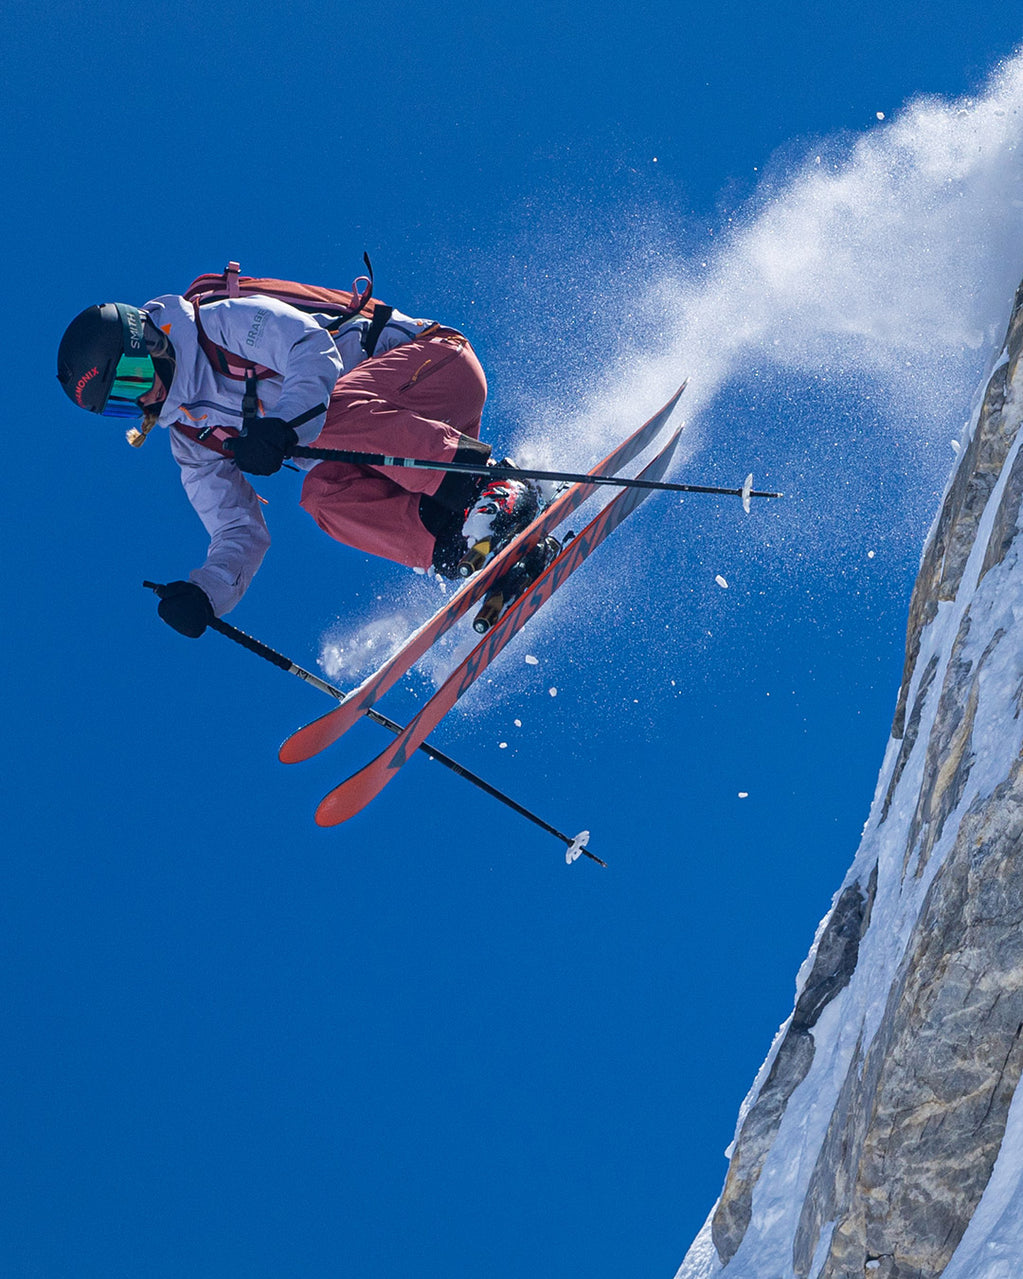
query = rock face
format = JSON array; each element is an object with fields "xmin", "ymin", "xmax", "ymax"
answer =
[{"xmin": 675, "ymin": 279, "xmax": 1023, "ymax": 1279}]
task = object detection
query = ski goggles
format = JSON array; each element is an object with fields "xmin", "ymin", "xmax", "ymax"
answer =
[
  {"xmin": 101, "ymin": 305, "xmax": 157, "ymax": 418},
  {"xmin": 101, "ymin": 351, "xmax": 157, "ymax": 417}
]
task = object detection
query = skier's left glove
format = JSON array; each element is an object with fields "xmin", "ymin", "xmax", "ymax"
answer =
[
  {"xmin": 226, "ymin": 417, "xmax": 297, "ymax": 476},
  {"xmin": 156, "ymin": 580, "xmax": 215, "ymax": 638}
]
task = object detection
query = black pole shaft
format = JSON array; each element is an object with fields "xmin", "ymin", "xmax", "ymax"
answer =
[
  {"xmin": 143, "ymin": 583, "xmax": 604, "ymax": 865},
  {"xmin": 288, "ymin": 446, "xmax": 783, "ymax": 500}
]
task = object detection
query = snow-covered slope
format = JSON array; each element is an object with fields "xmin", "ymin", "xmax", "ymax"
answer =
[{"xmin": 676, "ymin": 280, "xmax": 1023, "ymax": 1279}]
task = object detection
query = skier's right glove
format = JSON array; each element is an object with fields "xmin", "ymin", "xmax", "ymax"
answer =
[
  {"xmin": 156, "ymin": 580, "xmax": 214, "ymax": 638},
  {"xmin": 226, "ymin": 417, "xmax": 297, "ymax": 475}
]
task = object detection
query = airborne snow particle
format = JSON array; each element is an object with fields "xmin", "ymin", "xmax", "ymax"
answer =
[
  {"xmin": 499, "ymin": 742, "xmax": 508, "ymax": 749},
  {"xmin": 715, "ymin": 575, "xmax": 729, "ymax": 588},
  {"xmin": 514, "ymin": 719, "xmax": 522, "ymax": 727},
  {"xmin": 876, "ymin": 111, "xmax": 885, "ymax": 120},
  {"xmin": 525, "ymin": 654, "xmax": 539, "ymax": 666},
  {"xmin": 868, "ymin": 550, "xmax": 876, "ymax": 558},
  {"xmin": 738, "ymin": 792, "xmax": 749, "ymax": 798},
  {"xmin": 549, "ymin": 687, "xmax": 558, "ymax": 697}
]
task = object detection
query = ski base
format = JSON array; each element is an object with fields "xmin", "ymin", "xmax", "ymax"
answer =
[
  {"xmin": 313, "ymin": 427, "xmax": 682, "ymax": 827},
  {"xmin": 279, "ymin": 380, "xmax": 688, "ymax": 766}
]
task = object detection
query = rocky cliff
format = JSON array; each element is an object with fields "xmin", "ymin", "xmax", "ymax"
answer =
[{"xmin": 676, "ymin": 277, "xmax": 1023, "ymax": 1279}]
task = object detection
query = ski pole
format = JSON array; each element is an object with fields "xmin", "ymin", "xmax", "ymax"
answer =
[
  {"xmin": 143, "ymin": 583, "xmax": 604, "ymax": 865},
  {"xmin": 288, "ymin": 446, "xmax": 783, "ymax": 503}
]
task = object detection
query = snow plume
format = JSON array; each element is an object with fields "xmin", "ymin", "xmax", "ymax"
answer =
[
  {"xmin": 532, "ymin": 49, "xmax": 1023, "ymax": 468},
  {"xmin": 319, "ymin": 609, "xmax": 418, "ymax": 684},
  {"xmin": 467, "ymin": 49, "xmax": 1023, "ymax": 711},
  {"xmin": 320, "ymin": 52, "xmax": 1023, "ymax": 699},
  {"xmin": 318, "ymin": 579, "xmax": 479, "ymax": 688}
]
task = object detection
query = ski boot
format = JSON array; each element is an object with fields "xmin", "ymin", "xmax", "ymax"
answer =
[
  {"xmin": 471, "ymin": 534, "xmax": 562, "ymax": 634},
  {"xmin": 457, "ymin": 473, "xmax": 544, "ymax": 578}
]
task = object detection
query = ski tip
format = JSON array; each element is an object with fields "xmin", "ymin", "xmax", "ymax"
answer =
[
  {"xmin": 313, "ymin": 804, "xmax": 338, "ymax": 828},
  {"xmin": 278, "ymin": 723, "xmax": 329, "ymax": 765},
  {"xmin": 278, "ymin": 731, "xmax": 310, "ymax": 765},
  {"xmin": 314, "ymin": 788, "xmax": 351, "ymax": 826},
  {"xmin": 279, "ymin": 699, "xmax": 358, "ymax": 764},
  {"xmin": 669, "ymin": 378, "xmax": 689, "ymax": 410}
]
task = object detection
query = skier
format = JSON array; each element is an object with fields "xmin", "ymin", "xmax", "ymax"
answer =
[{"xmin": 57, "ymin": 289, "xmax": 542, "ymax": 637}]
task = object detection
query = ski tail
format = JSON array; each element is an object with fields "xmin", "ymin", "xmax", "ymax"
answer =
[
  {"xmin": 278, "ymin": 381, "xmax": 687, "ymax": 766},
  {"xmin": 313, "ymin": 428, "xmax": 683, "ymax": 827}
]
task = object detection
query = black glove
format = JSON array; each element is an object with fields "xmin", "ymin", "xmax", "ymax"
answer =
[
  {"xmin": 156, "ymin": 581, "xmax": 214, "ymax": 638},
  {"xmin": 225, "ymin": 417, "xmax": 297, "ymax": 475}
]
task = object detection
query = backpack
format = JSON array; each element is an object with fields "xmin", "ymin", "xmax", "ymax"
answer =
[
  {"xmin": 128, "ymin": 257, "xmax": 396, "ymax": 449},
  {"xmin": 181, "ymin": 256, "xmax": 396, "ymax": 436},
  {"xmin": 183, "ymin": 255, "xmax": 395, "ymax": 359}
]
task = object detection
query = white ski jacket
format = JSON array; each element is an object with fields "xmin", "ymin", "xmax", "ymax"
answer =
[{"xmin": 144, "ymin": 293, "xmax": 435, "ymax": 616}]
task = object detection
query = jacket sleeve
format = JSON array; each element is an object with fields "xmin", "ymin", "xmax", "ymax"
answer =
[
  {"xmin": 170, "ymin": 427, "xmax": 272, "ymax": 616},
  {"xmin": 201, "ymin": 296, "xmax": 344, "ymax": 444}
]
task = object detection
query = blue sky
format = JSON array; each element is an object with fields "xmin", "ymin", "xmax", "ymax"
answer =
[{"xmin": 4, "ymin": 5, "xmax": 1023, "ymax": 1277}]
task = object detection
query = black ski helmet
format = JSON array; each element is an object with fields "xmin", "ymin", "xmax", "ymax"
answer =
[{"xmin": 57, "ymin": 303, "xmax": 159, "ymax": 415}]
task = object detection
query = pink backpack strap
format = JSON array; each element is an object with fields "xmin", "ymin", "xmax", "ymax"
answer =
[
  {"xmin": 190, "ymin": 298, "xmax": 280, "ymax": 382},
  {"xmin": 173, "ymin": 419, "xmax": 240, "ymax": 458},
  {"xmin": 190, "ymin": 297, "xmax": 280, "ymax": 427},
  {"xmin": 189, "ymin": 297, "xmax": 328, "ymax": 434}
]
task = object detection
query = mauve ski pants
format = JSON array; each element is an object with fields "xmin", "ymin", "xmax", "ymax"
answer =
[{"xmin": 300, "ymin": 329, "xmax": 487, "ymax": 567}]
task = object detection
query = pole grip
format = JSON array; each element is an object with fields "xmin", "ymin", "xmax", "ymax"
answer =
[{"xmin": 144, "ymin": 581, "xmax": 293, "ymax": 672}]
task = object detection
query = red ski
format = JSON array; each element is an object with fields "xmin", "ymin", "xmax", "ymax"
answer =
[
  {"xmin": 279, "ymin": 381, "xmax": 687, "ymax": 765},
  {"xmin": 313, "ymin": 427, "xmax": 682, "ymax": 827}
]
